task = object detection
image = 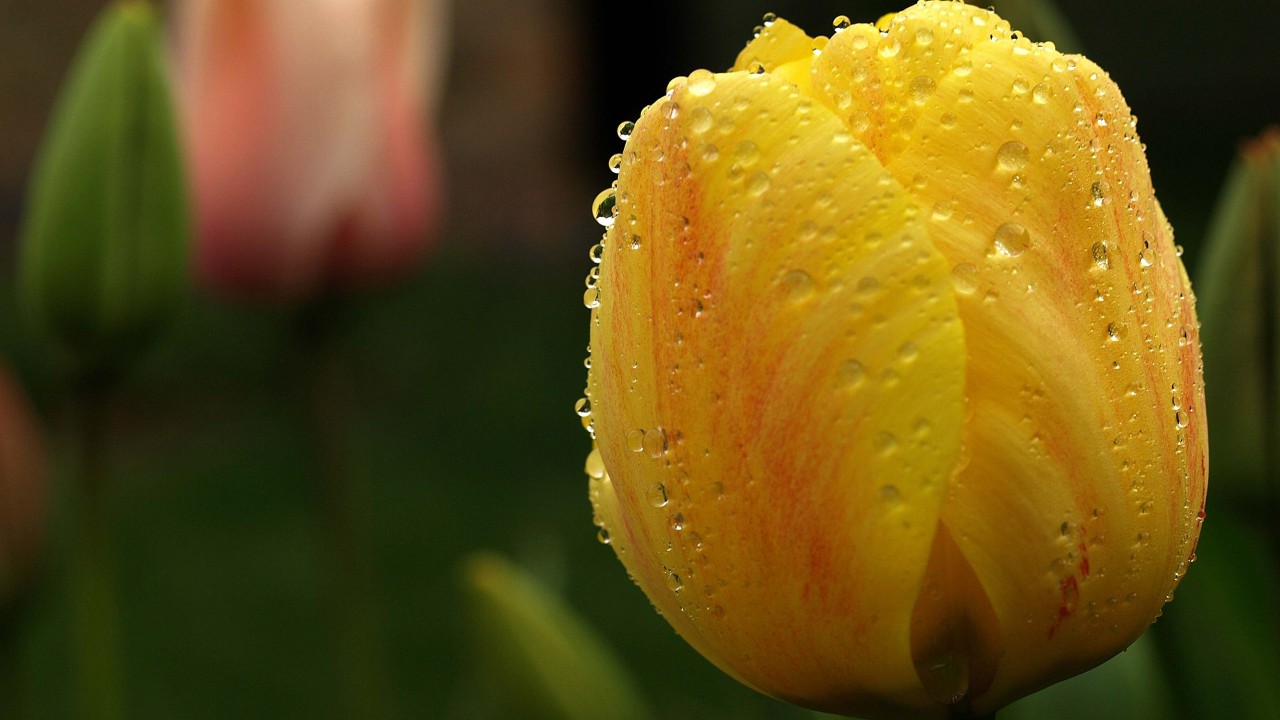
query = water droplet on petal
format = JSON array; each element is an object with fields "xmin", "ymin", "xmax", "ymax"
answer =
[
  {"xmin": 997, "ymin": 141, "xmax": 1029, "ymax": 171},
  {"xmin": 1091, "ymin": 241, "xmax": 1110, "ymax": 269},
  {"xmin": 688, "ymin": 69, "xmax": 717, "ymax": 96},
  {"xmin": 780, "ymin": 269, "xmax": 815, "ymax": 301},
  {"xmin": 585, "ymin": 447, "xmax": 605, "ymax": 479},
  {"xmin": 689, "ymin": 106, "xmax": 714, "ymax": 134},
  {"xmin": 837, "ymin": 360, "xmax": 866, "ymax": 389},
  {"xmin": 951, "ymin": 263, "xmax": 979, "ymax": 295},
  {"xmin": 648, "ymin": 482, "xmax": 670, "ymax": 508},
  {"xmin": 992, "ymin": 223, "xmax": 1031, "ymax": 257},
  {"xmin": 735, "ymin": 140, "xmax": 761, "ymax": 167},
  {"xmin": 593, "ymin": 188, "xmax": 618, "ymax": 227},
  {"xmin": 910, "ymin": 76, "xmax": 936, "ymax": 105}
]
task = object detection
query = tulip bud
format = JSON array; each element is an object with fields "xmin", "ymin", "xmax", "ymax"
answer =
[
  {"xmin": 172, "ymin": 0, "xmax": 444, "ymax": 302},
  {"xmin": 0, "ymin": 366, "xmax": 48, "ymax": 613},
  {"xmin": 1196, "ymin": 129, "xmax": 1279, "ymax": 504},
  {"xmin": 582, "ymin": 4, "xmax": 1206, "ymax": 717},
  {"xmin": 18, "ymin": 1, "xmax": 190, "ymax": 374}
]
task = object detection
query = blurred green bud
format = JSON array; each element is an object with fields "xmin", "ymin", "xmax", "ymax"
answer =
[
  {"xmin": 1197, "ymin": 129, "xmax": 1280, "ymax": 503},
  {"xmin": 18, "ymin": 1, "xmax": 189, "ymax": 376},
  {"xmin": 1152, "ymin": 518, "xmax": 1280, "ymax": 719},
  {"xmin": 463, "ymin": 553, "xmax": 650, "ymax": 720}
]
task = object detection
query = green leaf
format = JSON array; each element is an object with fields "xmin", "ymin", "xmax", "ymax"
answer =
[
  {"xmin": 463, "ymin": 553, "xmax": 651, "ymax": 720},
  {"xmin": 987, "ymin": 0, "xmax": 1085, "ymax": 54},
  {"xmin": 18, "ymin": 0, "xmax": 190, "ymax": 377},
  {"xmin": 1001, "ymin": 631, "xmax": 1173, "ymax": 720},
  {"xmin": 1195, "ymin": 133, "xmax": 1279, "ymax": 503},
  {"xmin": 1151, "ymin": 515, "xmax": 1280, "ymax": 720}
]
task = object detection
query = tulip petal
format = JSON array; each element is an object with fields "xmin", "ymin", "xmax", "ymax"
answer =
[
  {"xmin": 588, "ymin": 70, "xmax": 967, "ymax": 715},
  {"xmin": 807, "ymin": 3, "xmax": 1206, "ymax": 709},
  {"xmin": 732, "ymin": 18, "xmax": 815, "ymax": 74}
]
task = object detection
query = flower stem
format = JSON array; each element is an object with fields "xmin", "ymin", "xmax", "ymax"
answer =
[
  {"xmin": 68, "ymin": 379, "xmax": 122, "ymax": 720},
  {"xmin": 294, "ymin": 299, "xmax": 393, "ymax": 720},
  {"xmin": 0, "ymin": 611, "xmax": 26, "ymax": 720}
]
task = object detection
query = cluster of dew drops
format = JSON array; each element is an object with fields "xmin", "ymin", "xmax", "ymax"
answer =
[{"xmin": 576, "ymin": 118, "xmax": 633, "ymax": 453}]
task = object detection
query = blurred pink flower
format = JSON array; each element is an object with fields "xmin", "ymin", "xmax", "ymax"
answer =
[
  {"xmin": 0, "ymin": 366, "xmax": 47, "ymax": 610},
  {"xmin": 173, "ymin": 0, "xmax": 446, "ymax": 301}
]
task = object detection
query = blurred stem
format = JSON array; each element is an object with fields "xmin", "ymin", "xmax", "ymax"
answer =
[
  {"xmin": 294, "ymin": 298, "xmax": 392, "ymax": 720},
  {"xmin": 0, "ymin": 612, "xmax": 26, "ymax": 720},
  {"xmin": 68, "ymin": 377, "xmax": 122, "ymax": 720}
]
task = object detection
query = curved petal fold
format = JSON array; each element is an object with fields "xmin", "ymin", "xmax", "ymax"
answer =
[{"xmin": 588, "ymin": 69, "xmax": 967, "ymax": 715}]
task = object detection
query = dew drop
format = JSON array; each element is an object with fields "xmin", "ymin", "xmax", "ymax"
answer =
[
  {"xmin": 689, "ymin": 106, "xmax": 714, "ymax": 134},
  {"xmin": 735, "ymin": 140, "xmax": 761, "ymax": 167},
  {"xmin": 997, "ymin": 141, "xmax": 1029, "ymax": 171},
  {"xmin": 660, "ymin": 100, "xmax": 680, "ymax": 120},
  {"xmin": 608, "ymin": 153, "xmax": 623, "ymax": 174},
  {"xmin": 575, "ymin": 397, "xmax": 592, "ymax": 417},
  {"xmin": 627, "ymin": 429, "xmax": 647, "ymax": 453},
  {"xmin": 665, "ymin": 570, "xmax": 683, "ymax": 593},
  {"xmin": 880, "ymin": 484, "xmax": 903, "ymax": 505},
  {"xmin": 648, "ymin": 482, "xmax": 670, "ymax": 508},
  {"xmin": 874, "ymin": 431, "xmax": 899, "ymax": 455},
  {"xmin": 838, "ymin": 360, "xmax": 866, "ymax": 389},
  {"xmin": 832, "ymin": 14, "xmax": 851, "ymax": 30},
  {"xmin": 592, "ymin": 188, "xmax": 618, "ymax": 227},
  {"xmin": 584, "ymin": 447, "xmax": 605, "ymax": 479},
  {"xmin": 951, "ymin": 263, "xmax": 979, "ymax": 295},
  {"xmin": 1091, "ymin": 241, "xmax": 1110, "ymax": 269},
  {"xmin": 780, "ymin": 269, "xmax": 815, "ymax": 301},
  {"xmin": 910, "ymin": 76, "xmax": 936, "ymax": 105},
  {"xmin": 616, "ymin": 120, "xmax": 635, "ymax": 140},
  {"xmin": 687, "ymin": 69, "xmax": 717, "ymax": 96},
  {"xmin": 992, "ymin": 223, "xmax": 1031, "ymax": 257},
  {"xmin": 1091, "ymin": 181, "xmax": 1107, "ymax": 208},
  {"xmin": 583, "ymin": 287, "xmax": 600, "ymax": 309},
  {"xmin": 746, "ymin": 171, "xmax": 770, "ymax": 196},
  {"xmin": 642, "ymin": 428, "xmax": 668, "ymax": 458}
]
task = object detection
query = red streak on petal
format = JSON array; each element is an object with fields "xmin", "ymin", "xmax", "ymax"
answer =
[{"xmin": 1046, "ymin": 575, "xmax": 1079, "ymax": 640}]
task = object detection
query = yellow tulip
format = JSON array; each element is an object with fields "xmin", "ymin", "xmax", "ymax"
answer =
[{"xmin": 581, "ymin": 2, "xmax": 1207, "ymax": 717}]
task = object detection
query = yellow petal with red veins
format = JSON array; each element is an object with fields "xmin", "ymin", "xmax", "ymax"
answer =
[
  {"xmin": 801, "ymin": 1, "xmax": 1205, "ymax": 710},
  {"xmin": 588, "ymin": 70, "xmax": 968, "ymax": 715}
]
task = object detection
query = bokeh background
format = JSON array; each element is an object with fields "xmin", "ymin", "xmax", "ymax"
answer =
[{"xmin": 0, "ymin": 0, "xmax": 1278, "ymax": 718}]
